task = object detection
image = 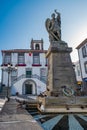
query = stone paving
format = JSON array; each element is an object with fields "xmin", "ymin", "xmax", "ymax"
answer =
[
  {"xmin": 0, "ymin": 98, "xmax": 6, "ymax": 111},
  {"xmin": 28, "ymin": 106, "xmax": 87, "ymax": 130},
  {"xmin": 0, "ymin": 99, "xmax": 43, "ymax": 130}
]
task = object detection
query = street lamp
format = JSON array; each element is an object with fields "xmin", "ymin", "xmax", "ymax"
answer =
[{"xmin": 1, "ymin": 63, "xmax": 17, "ymax": 101}]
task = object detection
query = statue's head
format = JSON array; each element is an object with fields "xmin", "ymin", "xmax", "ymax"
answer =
[{"xmin": 51, "ymin": 13, "xmax": 55, "ymax": 19}]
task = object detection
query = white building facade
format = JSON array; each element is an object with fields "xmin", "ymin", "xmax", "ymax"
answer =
[
  {"xmin": 76, "ymin": 39, "xmax": 87, "ymax": 92},
  {"xmin": 1, "ymin": 39, "xmax": 48, "ymax": 95},
  {"xmin": 73, "ymin": 61, "xmax": 82, "ymax": 88}
]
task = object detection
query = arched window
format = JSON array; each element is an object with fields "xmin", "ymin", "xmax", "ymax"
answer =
[{"xmin": 35, "ymin": 44, "xmax": 40, "ymax": 50}]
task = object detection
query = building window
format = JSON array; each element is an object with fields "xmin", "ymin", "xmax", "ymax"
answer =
[
  {"xmin": 45, "ymin": 58, "xmax": 48, "ymax": 66},
  {"xmin": 4, "ymin": 53, "xmax": 11, "ymax": 64},
  {"xmin": 35, "ymin": 44, "xmax": 40, "ymax": 50},
  {"xmin": 40, "ymin": 68, "xmax": 47, "ymax": 81},
  {"xmin": 26, "ymin": 68, "xmax": 32, "ymax": 78},
  {"xmin": 33, "ymin": 53, "xmax": 40, "ymax": 64},
  {"xmin": 18, "ymin": 53, "xmax": 25, "ymax": 64},
  {"xmin": 84, "ymin": 61, "xmax": 87, "ymax": 73},
  {"xmin": 82, "ymin": 46, "xmax": 87, "ymax": 58}
]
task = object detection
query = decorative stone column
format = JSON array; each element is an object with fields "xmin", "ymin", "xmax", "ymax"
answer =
[{"xmin": 46, "ymin": 41, "xmax": 77, "ymax": 96}]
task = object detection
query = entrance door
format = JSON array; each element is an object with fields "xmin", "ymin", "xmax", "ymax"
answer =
[{"xmin": 25, "ymin": 84, "xmax": 32, "ymax": 94}]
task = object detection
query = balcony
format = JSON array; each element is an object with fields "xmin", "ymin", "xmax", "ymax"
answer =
[
  {"xmin": 16, "ymin": 64, "xmax": 26, "ymax": 66},
  {"xmin": 32, "ymin": 64, "xmax": 42, "ymax": 67}
]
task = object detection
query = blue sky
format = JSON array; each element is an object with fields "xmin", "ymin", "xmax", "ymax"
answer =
[{"xmin": 0, "ymin": 0, "xmax": 87, "ymax": 80}]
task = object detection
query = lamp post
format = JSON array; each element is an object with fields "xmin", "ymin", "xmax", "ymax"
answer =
[{"xmin": 1, "ymin": 63, "xmax": 17, "ymax": 101}]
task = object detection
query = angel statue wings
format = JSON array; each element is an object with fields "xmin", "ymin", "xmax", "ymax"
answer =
[{"xmin": 45, "ymin": 10, "xmax": 61, "ymax": 42}]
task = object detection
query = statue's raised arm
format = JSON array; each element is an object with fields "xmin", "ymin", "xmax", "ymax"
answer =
[{"xmin": 45, "ymin": 10, "xmax": 61, "ymax": 42}]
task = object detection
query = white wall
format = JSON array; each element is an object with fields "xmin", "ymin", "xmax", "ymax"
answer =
[
  {"xmin": 40, "ymin": 53, "xmax": 46, "ymax": 66},
  {"xmin": 25, "ymin": 53, "xmax": 32, "ymax": 66},
  {"xmin": 11, "ymin": 53, "xmax": 17, "ymax": 65},
  {"xmin": 1, "ymin": 51, "xmax": 47, "ymax": 95},
  {"xmin": 17, "ymin": 67, "xmax": 25, "ymax": 76},
  {"xmin": 74, "ymin": 61, "xmax": 82, "ymax": 81},
  {"xmin": 78, "ymin": 48, "xmax": 87, "ymax": 78},
  {"xmin": 2, "ymin": 70, "xmax": 8, "ymax": 86},
  {"xmin": 11, "ymin": 78, "xmax": 46, "ymax": 95}
]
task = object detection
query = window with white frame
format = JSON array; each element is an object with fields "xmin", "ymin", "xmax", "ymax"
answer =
[
  {"xmin": 84, "ymin": 61, "xmax": 87, "ymax": 73},
  {"xmin": 82, "ymin": 46, "xmax": 87, "ymax": 58},
  {"xmin": 18, "ymin": 53, "xmax": 25, "ymax": 64},
  {"xmin": 40, "ymin": 68, "xmax": 47, "ymax": 81},
  {"xmin": 26, "ymin": 68, "xmax": 32, "ymax": 78},
  {"xmin": 4, "ymin": 53, "xmax": 11, "ymax": 64},
  {"xmin": 33, "ymin": 53, "xmax": 40, "ymax": 64}
]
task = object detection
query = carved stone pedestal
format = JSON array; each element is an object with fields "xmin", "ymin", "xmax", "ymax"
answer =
[{"xmin": 46, "ymin": 41, "xmax": 77, "ymax": 96}]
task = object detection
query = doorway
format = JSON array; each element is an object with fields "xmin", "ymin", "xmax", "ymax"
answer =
[
  {"xmin": 23, "ymin": 79, "xmax": 37, "ymax": 95},
  {"xmin": 25, "ymin": 84, "xmax": 32, "ymax": 94}
]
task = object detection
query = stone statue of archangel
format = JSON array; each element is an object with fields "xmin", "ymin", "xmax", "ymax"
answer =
[{"xmin": 45, "ymin": 10, "xmax": 61, "ymax": 42}]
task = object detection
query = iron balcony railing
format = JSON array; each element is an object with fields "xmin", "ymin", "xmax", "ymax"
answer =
[{"xmin": 12, "ymin": 74, "xmax": 47, "ymax": 84}]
